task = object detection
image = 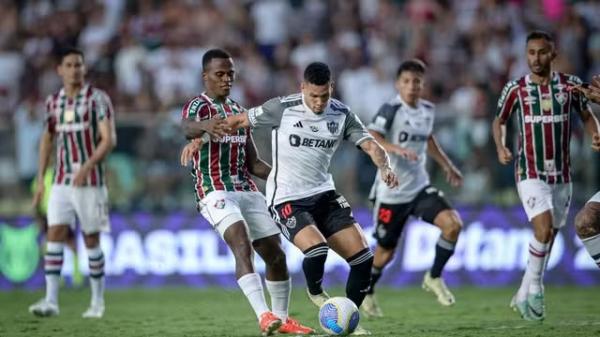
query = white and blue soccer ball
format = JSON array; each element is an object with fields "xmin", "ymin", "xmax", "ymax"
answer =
[{"xmin": 318, "ymin": 297, "xmax": 360, "ymax": 335}]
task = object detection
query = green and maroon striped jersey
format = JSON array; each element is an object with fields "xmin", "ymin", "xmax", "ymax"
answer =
[
  {"xmin": 181, "ymin": 93, "xmax": 258, "ymax": 201},
  {"xmin": 45, "ymin": 85, "xmax": 115, "ymax": 186},
  {"xmin": 496, "ymin": 72, "xmax": 591, "ymax": 184}
]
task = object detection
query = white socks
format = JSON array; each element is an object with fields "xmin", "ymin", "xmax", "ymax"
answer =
[
  {"xmin": 266, "ymin": 278, "xmax": 291, "ymax": 321},
  {"xmin": 44, "ymin": 241, "xmax": 64, "ymax": 305},
  {"xmin": 517, "ymin": 237, "xmax": 549, "ymax": 300},
  {"xmin": 237, "ymin": 273, "xmax": 269, "ymax": 319},
  {"xmin": 87, "ymin": 246, "xmax": 105, "ymax": 307}
]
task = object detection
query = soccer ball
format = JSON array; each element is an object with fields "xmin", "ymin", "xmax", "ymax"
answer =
[{"xmin": 318, "ymin": 297, "xmax": 360, "ymax": 335}]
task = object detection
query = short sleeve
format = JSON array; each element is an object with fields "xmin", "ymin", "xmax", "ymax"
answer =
[
  {"xmin": 496, "ymin": 81, "xmax": 519, "ymax": 122},
  {"xmin": 367, "ymin": 103, "xmax": 399, "ymax": 135},
  {"xmin": 344, "ymin": 110, "xmax": 373, "ymax": 145},
  {"xmin": 247, "ymin": 97, "xmax": 286, "ymax": 128},
  {"xmin": 181, "ymin": 97, "xmax": 209, "ymax": 121},
  {"xmin": 44, "ymin": 95, "xmax": 57, "ymax": 133}
]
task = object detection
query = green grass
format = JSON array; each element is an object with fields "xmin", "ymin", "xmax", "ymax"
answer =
[{"xmin": 1, "ymin": 286, "xmax": 599, "ymax": 337}]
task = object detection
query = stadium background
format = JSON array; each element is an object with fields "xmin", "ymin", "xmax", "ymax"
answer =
[{"xmin": 1, "ymin": 0, "xmax": 600, "ymax": 312}]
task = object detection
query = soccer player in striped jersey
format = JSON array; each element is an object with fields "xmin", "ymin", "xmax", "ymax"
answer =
[
  {"xmin": 573, "ymin": 75, "xmax": 600, "ymax": 269},
  {"xmin": 362, "ymin": 60, "xmax": 464, "ymax": 317},
  {"xmin": 492, "ymin": 31, "xmax": 600, "ymax": 321},
  {"xmin": 29, "ymin": 47, "xmax": 116, "ymax": 318},
  {"xmin": 180, "ymin": 49, "xmax": 313, "ymax": 336},
  {"xmin": 225, "ymin": 62, "xmax": 399, "ymax": 336}
]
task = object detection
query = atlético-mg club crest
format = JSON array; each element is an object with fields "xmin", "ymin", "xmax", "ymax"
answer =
[{"xmin": 327, "ymin": 121, "xmax": 339, "ymax": 134}]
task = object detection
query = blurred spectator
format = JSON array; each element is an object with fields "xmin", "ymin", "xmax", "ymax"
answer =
[{"xmin": 0, "ymin": 0, "xmax": 599, "ymax": 214}]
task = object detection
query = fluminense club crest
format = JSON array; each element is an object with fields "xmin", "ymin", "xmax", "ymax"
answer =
[{"xmin": 327, "ymin": 121, "xmax": 339, "ymax": 134}]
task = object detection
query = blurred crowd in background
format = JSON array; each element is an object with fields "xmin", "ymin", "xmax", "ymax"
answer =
[{"xmin": 1, "ymin": 0, "xmax": 600, "ymax": 215}]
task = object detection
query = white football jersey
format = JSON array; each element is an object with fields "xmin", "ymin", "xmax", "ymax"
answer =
[
  {"xmin": 247, "ymin": 93, "xmax": 373, "ymax": 206},
  {"xmin": 368, "ymin": 95, "xmax": 435, "ymax": 203}
]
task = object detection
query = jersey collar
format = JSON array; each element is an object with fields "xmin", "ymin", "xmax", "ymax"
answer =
[{"xmin": 397, "ymin": 94, "xmax": 421, "ymax": 114}]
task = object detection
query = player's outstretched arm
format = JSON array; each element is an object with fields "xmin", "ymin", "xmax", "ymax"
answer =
[
  {"xmin": 576, "ymin": 106, "xmax": 600, "ymax": 152},
  {"xmin": 182, "ymin": 117, "xmax": 230, "ymax": 139},
  {"xmin": 360, "ymin": 139, "xmax": 399, "ymax": 188},
  {"xmin": 427, "ymin": 135, "xmax": 463, "ymax": 187},
  {"xmin": 492, "ymin": 117, "xmax": 513, "ymax": 165},
  {"xmin": 368, "ymin": 130, "xmax": 418, "ymax": 161},
  {"xmin": 33, "ymin": 129, "xmax": 54, "ymax": 208},
  {"xmin": 223, "ymin": 112, "xmax": 250, "ymax": 131},
  {"xmin": 73, "ymin": 119, "xmax": 116, "ymax": 186},
  {"xmin": 246, "ymin": 133, "xmax": 271, "ymax": 179},
  {"xmin": 573, "ymin": 75, "xmax": 600, "ymax": 104}
]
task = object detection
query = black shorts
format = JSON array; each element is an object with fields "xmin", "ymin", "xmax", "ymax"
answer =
[
  {"xmin": 271, "ymin": 190, "xmax": 356, "ymax": 242},
  {"xmin": 373, "ymin": 185, "xmax": 452, "ymax": 249}
]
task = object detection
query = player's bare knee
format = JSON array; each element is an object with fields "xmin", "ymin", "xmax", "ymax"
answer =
[
  {"xmin": 533, "ymin": 224, "xmax": 553, "ymax": 243},
  {"xmin": 47, "ymin": 225, "xmax": 69, "ymax": 242},
  {"xmin": 83, "ymin": 232, "xmax": 100, "ymax": 248},
  {"xmin": 575, "ymin": 207, "xmax": 600, "ymax": 239},
  {"xmin": 440, "ymin": 216, "xmax": 462, "ymax": 241}
]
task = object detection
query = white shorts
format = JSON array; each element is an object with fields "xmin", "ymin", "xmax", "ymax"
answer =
[
  {"xmin": 516, "ymin": 179, "xmax": 572, "ymax": 228},
  {"xmin": 199, "ymin": 191, "xmax": 280, "ymax": 241},
  {"xmin": 588, "ymin": 191, "xmax": 600, "ymax": 204},
  {"xmin": 47, "ymin": 184, "xmax": 110, "ymax": 234}
]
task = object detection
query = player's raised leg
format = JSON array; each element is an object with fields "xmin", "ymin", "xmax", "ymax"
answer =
[
  {"xmin": 575, "ymin": 193, "xmax": 600, "ymax": 268},
  {"xmin": 423, "ymin": 209, "xmax": 462, "ymax": 306}
]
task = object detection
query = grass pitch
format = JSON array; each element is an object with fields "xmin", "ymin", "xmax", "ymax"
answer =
[{"xmin": 1, "ymin": 286, "xmax": 599, "ymax": 337}]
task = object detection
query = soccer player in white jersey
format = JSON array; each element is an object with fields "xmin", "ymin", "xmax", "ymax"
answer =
[
  {"xmin": 573, "ymin": 75, "xmax": 600, "ymax": 268},
  {"xmin": 361, "ymin": 60, "xmax": 464, "ymax": 316},
  {"xmin": 179, "ymin": 49, "xmax": 314, "ymax": 335},
  {"xmin": 493, "ymin": 31, "xmax": 599, "ymax": 321},
  {"xmin": 225, "ymin": 62, "xmax": 398, "ymax": 335},
  {"xmin": 29, "ymin": 47, "xmax": 116, "ymax": 318}
]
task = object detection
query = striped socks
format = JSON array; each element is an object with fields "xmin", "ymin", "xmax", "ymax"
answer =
[
  {"xmin": 87, "ymin": 246, "xmax": 105, "ymax": 306},
  {"xmin": 44, "ymin": 241, "xmax": 64, "ymax": 305},
  {"xmin": 517, "ymin": 237, "xmax": 549, "ymax": 301},
  {"xmin": 346, "ymin": 248, "xmax": 374, "ymax": 307},
  {"xmin": 302, "ymin": 243, "xmax": 329, "ymax": 296}
]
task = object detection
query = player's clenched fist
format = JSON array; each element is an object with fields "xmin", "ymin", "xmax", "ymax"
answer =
[
  {"xmin": 496, "ymin": 146, "xmax": 513, "ymax": 165},
  {"xmin": 381, "ymin": 166, "xmax": 399, "ymax": 188}
]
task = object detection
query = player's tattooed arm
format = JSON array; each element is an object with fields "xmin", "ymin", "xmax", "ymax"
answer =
[
  {"xmin": 368, "ymin": 130, "xmax": 418, "ymax": 161},
  {"xmin": 360, "ymin": 139, "xmax": 399, "ymax": 188},
  {"xmin": 492, "ymin": 117, "xmax": 513, "ymax": 165},
  {"xmin": 182, "ymin": 118, "xmax": 230, "ymax": 139},
  {"xmin": 73, "ymin": 118, "xmax": 116, "ymax": 186},
  {"xmin": 427, "ymin": 135, "xmax": 463, "ymax": 187},
  {"xmin": 246, "ymin": 133, "xmax": 271, "ymax": 179}
]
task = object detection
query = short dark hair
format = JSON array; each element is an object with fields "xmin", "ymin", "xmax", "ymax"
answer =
[
  {"xmin": 396, "ymin": 59, "xmax": 426, "ymax": 78},
  {"xmin": 58, "ymin": 47, "xmax": 84, "ymax": 64},
  {"xmin": 303, "ymin": 62, "xmax": 331, "ymax": 85},
  {"xmin": 526, "ymin": 30, "xmax": 554, "ymax": 44},
  {"xmin": 202, "ymin": 49, "xmax": 232, "ymax": 70}
]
